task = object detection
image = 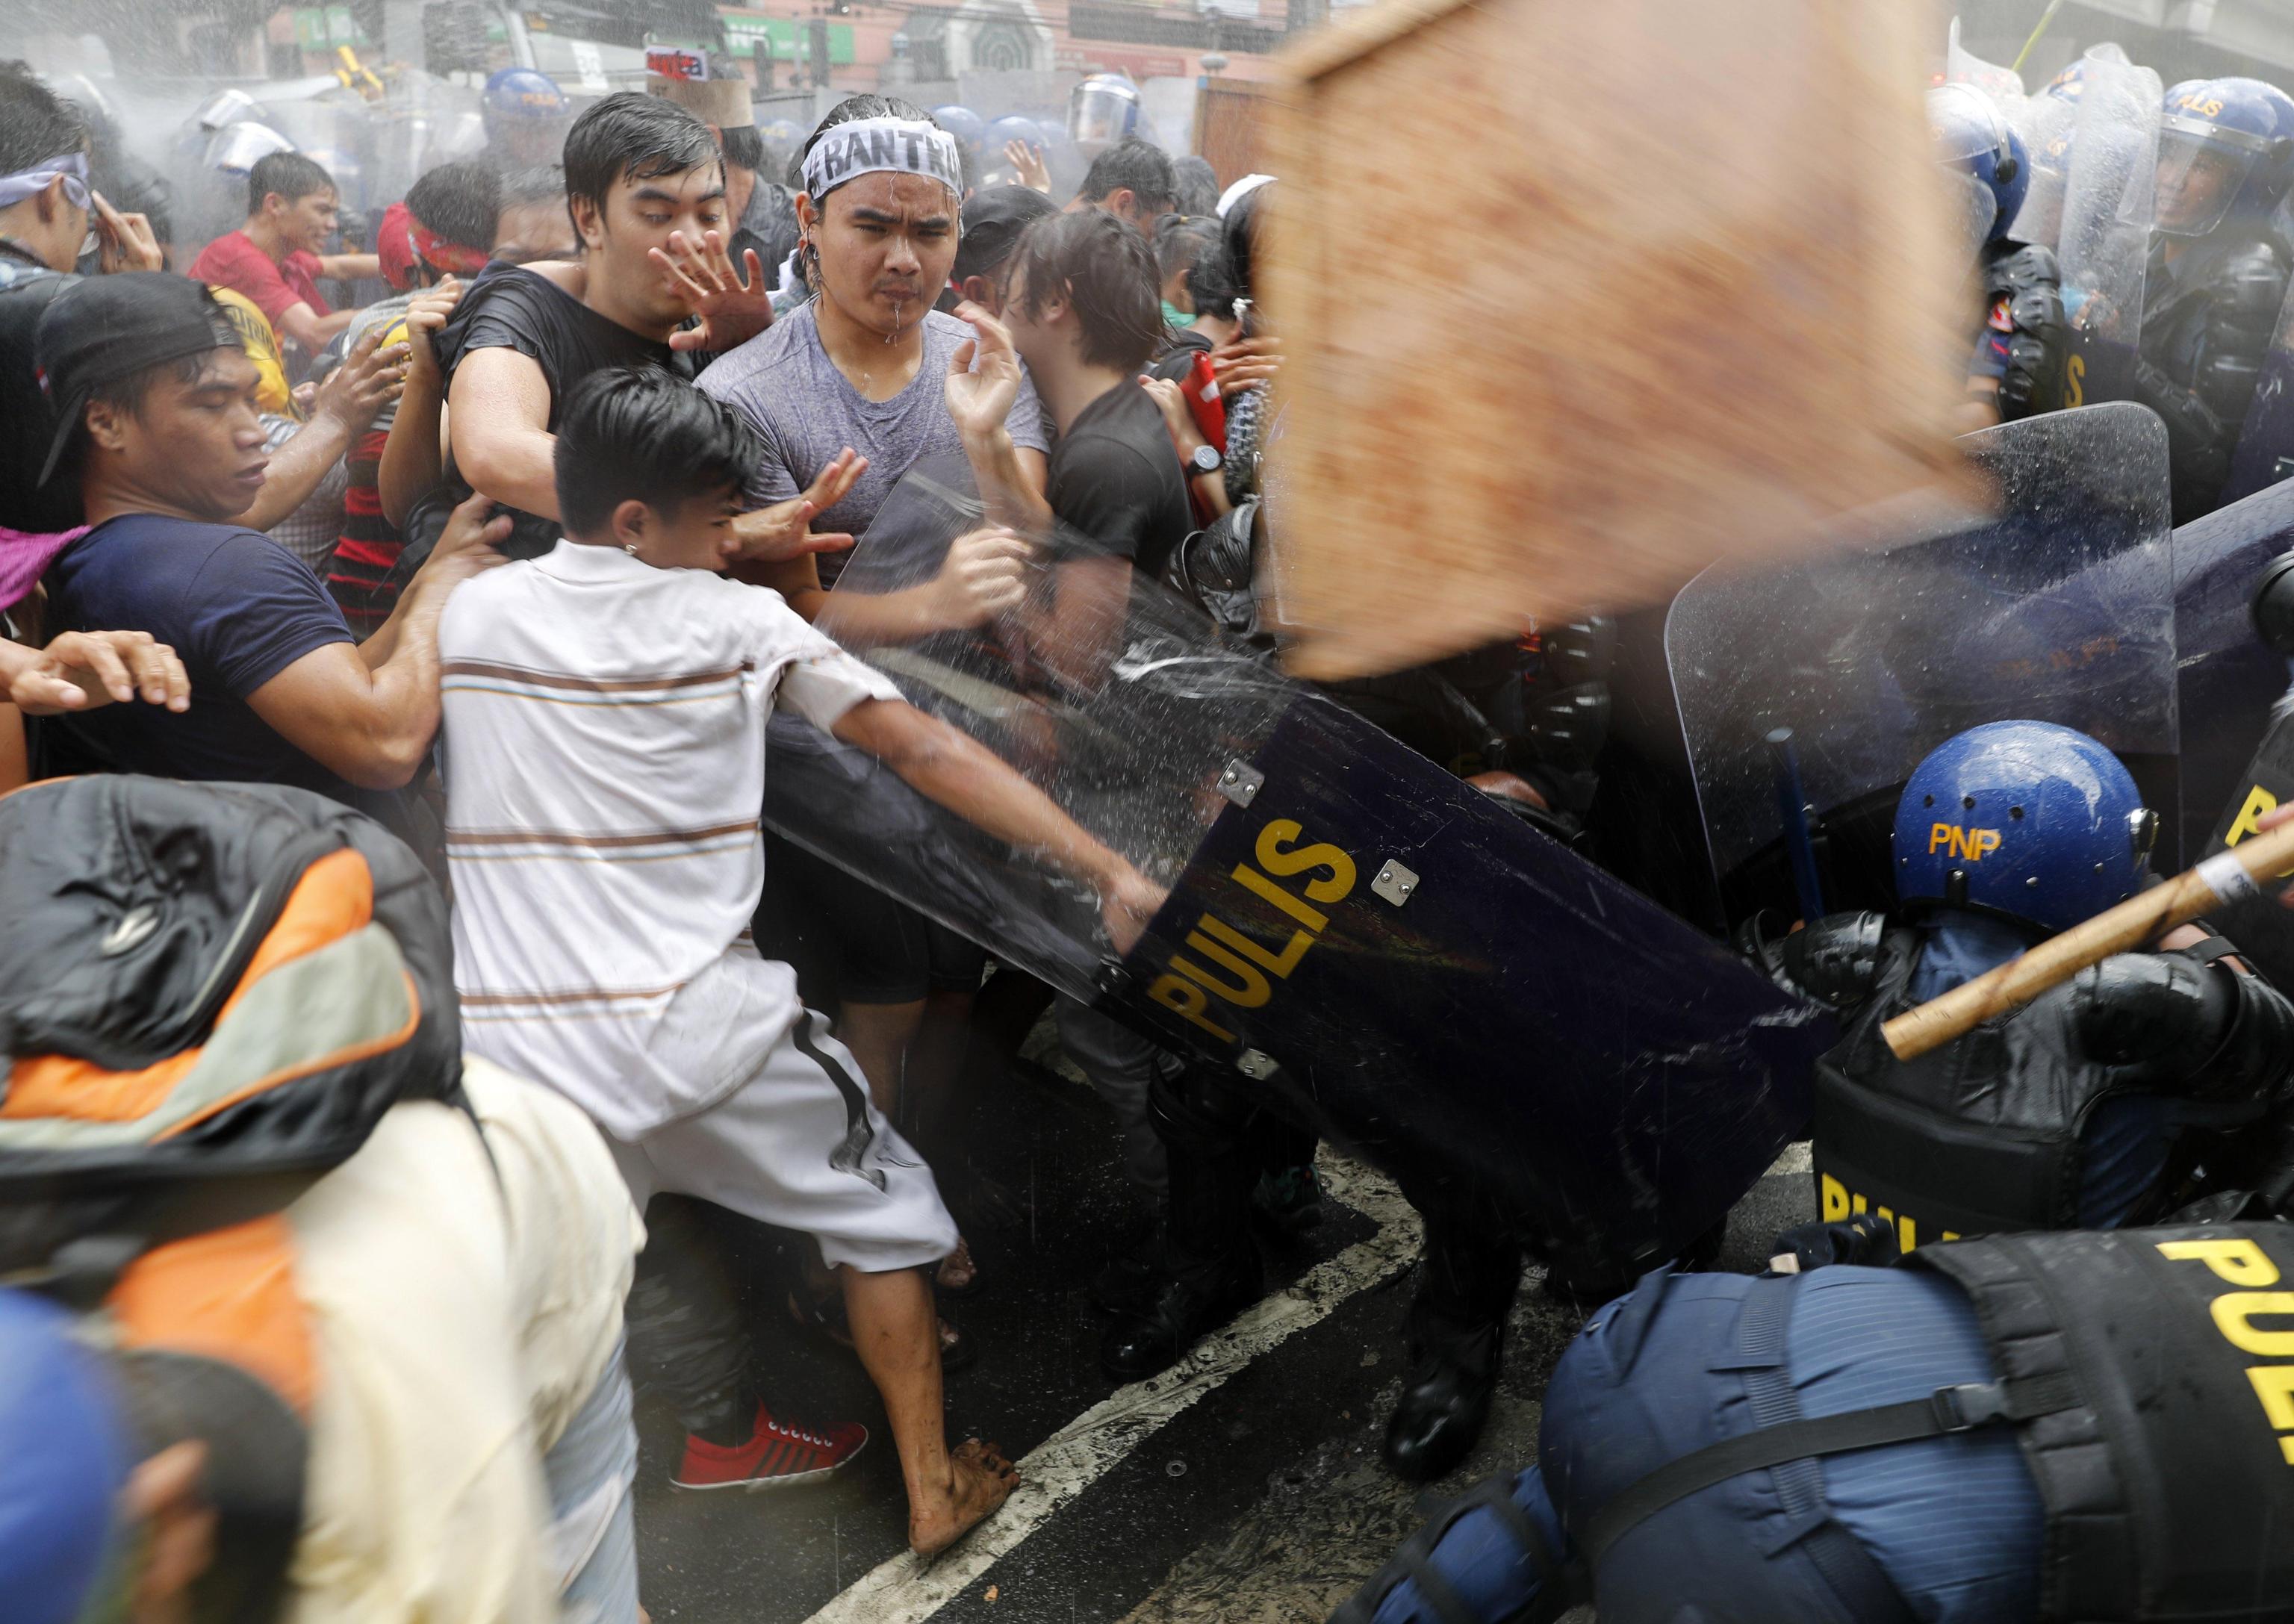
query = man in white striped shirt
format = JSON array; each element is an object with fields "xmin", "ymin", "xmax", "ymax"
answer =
[{"xmin": 438, "ymin": 364, "xmax": 1161, "ymax": 1558}]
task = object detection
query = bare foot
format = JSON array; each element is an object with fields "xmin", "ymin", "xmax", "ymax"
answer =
[
  {"xmin": 936, "ymin": 1236, "xmax": 979, "ymax": 1295},
  {"xmin": 908, "ymin": 1437, "xmax": 1019, "ymax": 1558}
]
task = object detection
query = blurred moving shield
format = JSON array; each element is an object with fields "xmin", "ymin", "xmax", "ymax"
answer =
[{"xmin": 1260, "ymin": 0, "xmax": 1982, "ymax": 679}]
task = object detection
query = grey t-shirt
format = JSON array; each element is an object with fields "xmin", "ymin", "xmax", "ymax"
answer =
[{"xmin": 697, "ymin": 301, "xmax": 1050, "ymax": 584}]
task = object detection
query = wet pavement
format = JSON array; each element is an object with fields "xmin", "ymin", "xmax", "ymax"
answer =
[{"xmin": 630, "ymin": 1018, "xmax": 1818, "ymax": 1624}]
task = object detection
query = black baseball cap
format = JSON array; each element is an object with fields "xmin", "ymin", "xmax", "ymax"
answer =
[
  {"xmin": 954, "ymin": 185, "xmax": 1057, "ymax": 282},
  {"xmin": 34, "ymin": 273, "xmax": 245, "ymax": 486}
]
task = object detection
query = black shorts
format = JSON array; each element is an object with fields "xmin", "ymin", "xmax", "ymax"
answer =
[{"xmin": 756, "ymin": 830, "xmax": 987, "ymax": 1006}]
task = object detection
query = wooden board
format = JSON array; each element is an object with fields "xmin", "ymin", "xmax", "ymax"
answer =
[{"xmin": 1261, "ymin": 0, "xmax": 1982, "ymax": 679}]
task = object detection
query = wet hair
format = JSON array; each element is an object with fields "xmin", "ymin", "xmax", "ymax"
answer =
[
  {"xmin": 1154, "ymin": 212, "xmax": 1220, "ymax": 287},
  {"xmin": 1077, "ymin": 137, "xmax": 1175, "ymax": 216},
  {"xmin": 405, "ymin": 162, "xmax": 499, "ymax": 253},
  {"xmin": 1223, "ymin": 181, "xmax": 1266, "ymax": 305},
  {"xmin": 1171, "ymin": 155, "xmax": 1219, "ymax": 218},
  {"xmin": 791, "ymin": 93, "xmax": 934, "ymax": 190},
  {"xmin": 246, "ymin": 152, "xmax": 335, "ymax": 215},
  {"xmin": 498, "ymin": 164, "xmax": 567, "ymax": 211},
  {"xmin": 562, "ymin": 92, "xmax": 720, "ymax": 233},
  {"xmin": 0, "ymin": 65, "xmax": 87, "ymax": 176},
  {"xmin": 1007, "ymin": 208, "xmax": 1166, "ymax": 372},
  {"xmin": 721, "ymin": 122, "xmax": 765, "ymax": 175},
  {"xmin": 555, "ymin": 364, "xmax": 759, "ymax": 535}
]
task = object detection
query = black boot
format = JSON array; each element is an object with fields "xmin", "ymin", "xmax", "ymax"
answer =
[
  {"xmin": 1381, "ymin": 1319, "xmax": 1500, "ymax": 1482},
  {"xmin": 1098, "ymin": 1063, "xmax": 1263, "ymax": 1381},
  {"xmin": 1099, "ymin": 1249, "xmax": 1264, "ymax": 1379}
]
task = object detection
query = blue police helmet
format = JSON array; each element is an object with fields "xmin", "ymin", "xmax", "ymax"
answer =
[
  {"xmin": 1927, "ymin": 84, "xmax": 2029, "ymax": 246},
  {"xmin": 0, "ymin": 1289, "xmax": 133, "ymax": 1624},
  {"xmin": 2042, "ymin": 43, "xmax": 2131, "ymax": 105},
  {"xmin": 932, "ymin": 105, "xmax": 988, "ymax": 156},
  {"xmin": 1068, "ymin": 74, "xmax": 1141, "ymax": 152},
  {"xmin": 988, "ymin": 113, "xmax": 1045, "ymax": 153},
  {"xmin": 1893, "ymin": 721, "xmax": 2157, "ymax": 934},
  {"xmin": 2157, "ymin": 76, "xmax": 2294, "ymax": 236},
  {"xmin": 483, "ymin": 67, "xmax": 570, "ymax": 127}
]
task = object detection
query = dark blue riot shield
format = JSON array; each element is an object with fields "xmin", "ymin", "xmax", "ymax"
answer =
[
  {"xmin": 759, "ymin": 464, "xmax": 1827, "ymax": 1266},
  {"xmin": 2222, "ymin": 285, "xmax": 2294, "ymax": 506},
  {"xmin": 2173, "ymin": 479, "xmax": 2294, "ymax": 862},
  {"xmin": 1667, "ymin": 403, "xmax": 2179, "ymax": 919}
]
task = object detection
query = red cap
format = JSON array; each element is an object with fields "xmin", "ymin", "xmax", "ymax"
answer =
[{"xmin": 376, "ymin": 200, "xmax": 419, "ymax": 292}]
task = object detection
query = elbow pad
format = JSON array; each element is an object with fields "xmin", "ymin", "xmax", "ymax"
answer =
[
  {"xmin": 2068, "ymin": 951, "xmax": 2294, "ymax": 1106},
  {"xmin": 2189, "ymin": 960, "xmax": 2294, "ymax": 1104},
  {"xmin": 1779, "ymin": 912, "xmax": 1887, "ymax": 1007}
]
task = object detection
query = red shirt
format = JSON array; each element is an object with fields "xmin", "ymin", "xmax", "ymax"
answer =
[{"xmin": 186, "ymin": 230, "xmax": 330, "ymax": 332}]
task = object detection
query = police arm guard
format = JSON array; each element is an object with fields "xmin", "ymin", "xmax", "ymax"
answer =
[
  {"xmin": 1982, "ymin": 243, "xmax": 2068, "ymax": 422},
  {"xmin": 2071, "ymin": 947, "xmax": 2294, "ymax": 1104},
  {"xmin": 1763, "ymin": 912, "xmax": 1889, "ymax": 1008}
]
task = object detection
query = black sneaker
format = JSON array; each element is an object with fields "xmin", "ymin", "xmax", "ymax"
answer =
[{"xmin": 1252, "ymin": 1163, "xmax": 1325, "ymax": 1236}]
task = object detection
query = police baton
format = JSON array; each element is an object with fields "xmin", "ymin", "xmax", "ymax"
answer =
[{"xmin": 1881, "ymin": 818, "xmax": 2294, "ymax": 1060}]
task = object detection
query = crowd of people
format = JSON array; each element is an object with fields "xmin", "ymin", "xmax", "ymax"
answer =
[{"xmin": 9, "ymin": 31, "xmax": 2294, "ymax": 1624}]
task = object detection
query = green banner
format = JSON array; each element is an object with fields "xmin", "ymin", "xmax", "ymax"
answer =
[
  {"xmin": 722, "ymin": 13, "xmax": 857, "ymax": 66},
  {"xmin": 292, "ymin": 5, "xmax": 369, "ymax": 48}
]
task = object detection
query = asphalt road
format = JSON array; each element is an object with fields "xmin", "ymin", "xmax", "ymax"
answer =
[{"xmin": 628, "ymin": 1021, "xmax": 1818, "ymax": 1624}]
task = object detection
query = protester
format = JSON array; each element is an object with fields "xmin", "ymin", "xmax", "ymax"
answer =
[
  {"xmin": 30, "ymin": 273, "xmax": 503, "ymax": 824},
  {"xmin": 697, "ymin": 96, "xmax": 1051, "ymax": 1152},
  {"xmin": 1171, "ymin": 152, "xmax": 1221, "ymax": 218},
  {"xmin": 944, "ymin": 183, "xmax": 1057, "ymax": 315},
  {"xmin": 187, "ymin": 151, "xmax": 378, "ymax": 355},
  {"xmin": 1152, "ymin": 211, "xmax": 1218, "ymax": 331},
  {"xmin": 492, "ymin": 164, "xmax": 576, "ymax": 264},
  {"xmin": 1069, "ymin": 136, "xmax": 1177, "ymax": 235},
  {"xmin": 0, "ymin": 66, "xmax": 164, "ymax": 534},
  {"xmin": 415, "ymin": 93, "xmax": 822, "ymax": 562},
  {"xmin": 323, "ymin": 162, "xmax": 494, "ymax": 632},
  {"xmin": 436, "ymin": 364, "xmax": 1162, "ymax": 1552}
]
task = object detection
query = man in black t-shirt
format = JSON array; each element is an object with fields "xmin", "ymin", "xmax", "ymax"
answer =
[
  {"xmin": 998, "ymin": 208, "xmax": 1191, "ymax": 583},
  {"xmin": 422, "ymin": 93, "xmax": 856, "ymax": 563}
]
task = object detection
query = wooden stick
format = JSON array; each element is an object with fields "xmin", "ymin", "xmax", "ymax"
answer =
[{"xmin": 1881, "ymin": 818, "xmax": 2294, "ymax": 1060}]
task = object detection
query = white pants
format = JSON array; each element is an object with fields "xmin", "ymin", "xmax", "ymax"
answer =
[{"xmin": 606, "ymin": 1007, "xmax": 957, "ymax": 1272}]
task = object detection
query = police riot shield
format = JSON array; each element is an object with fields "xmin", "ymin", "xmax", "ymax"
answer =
[
  {"xmin": 2173, "ymin": 479, "xmax": 2294, "ymax": 853},
  {"xmin": 759, "ymin": 464, "xmax": 1827, "ymax": 1267},
  {"xmin": 2053, "ymin": 55, "xmax": 2162, "ymax": 405},
  {"xmin": 1667, "ymin": 402, "xmax": 2179, "ymax": 920},
  {"xmin": 2222, "ymin": 276, "xmax": 2294, "ymax": 507}
]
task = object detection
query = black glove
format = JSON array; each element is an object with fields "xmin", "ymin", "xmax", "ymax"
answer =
[{"xmin": 1769, "ymin": 1211, "xmax": 1900, "ymax": 1273}]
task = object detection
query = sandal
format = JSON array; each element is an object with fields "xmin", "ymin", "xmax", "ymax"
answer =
[{"xmin": 935, "ymin": 1236, "xmax": 984, "ymax": 1301}]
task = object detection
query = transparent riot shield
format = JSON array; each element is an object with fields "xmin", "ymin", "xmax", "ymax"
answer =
[
  {"xmin": 2054, "ymin": 55, "xmax": 2162, "ymax": 405},
  {"xmin": 759, "ymin": 462, "xmax": 1827, "ymax": 1267},
  {"xmin": 1667, "ymin": 402, "xmax": 2179, "ymax": 919}
]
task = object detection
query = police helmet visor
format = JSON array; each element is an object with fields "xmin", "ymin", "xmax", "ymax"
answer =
[
  {"xmin": 1069, "ymin": 83, "xmax": 1137, "ymax": 149},
  {"xmin": 1930, "ymin": 85, "xmax": 2013, "ymax": 166},
  {"xmin": 2154, "ymin": 122, "xmax": 2260, "ymax": 236},
  {"xmin": 204, "ymin": 122, "xmax": 296, "ymax": 176},
  {"xmin": 1948, "ymin": 169, "xmax": 2000, "ymax": 262},
  {"xmin": 193, "ymin": 87, "xmax": 263, "ymax": 132}
]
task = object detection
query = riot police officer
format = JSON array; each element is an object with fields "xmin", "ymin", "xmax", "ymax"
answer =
[
  {"xmin": 1750, "ymin": 721, "xmax": 2294, "ymax": 1242},
  {"xmin": 476, "ymin": 67, "xmax": 572, "ymax": 174},
  {"xmin": 1067, "ymin": 74, "xmax": 1145, "ymax": 162},
  {"xmin": 1928, "ymin": 83, "xmax": 2069, "ymax": 430},
  {"xmin": 2136, "ymin": 77, "xmax": 2294, "ymax": 522},
  {"xmin": 1337, "ymin": 1216, "xmax": 2294, "ymax": 1624}
]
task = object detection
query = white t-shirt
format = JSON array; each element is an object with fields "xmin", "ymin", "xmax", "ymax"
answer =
[
  {"xmin": 437, "ymin": 541, "xmax": 901, "ymax": 1136},
  {"xmin": 285, "ymin": 1057, "xmax": 641, "ymax": 1624}
]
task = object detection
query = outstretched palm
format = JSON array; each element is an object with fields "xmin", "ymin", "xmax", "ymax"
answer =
[{"xmin": 653, "ymin": 229, "xmax": 776, "ymax": 353}]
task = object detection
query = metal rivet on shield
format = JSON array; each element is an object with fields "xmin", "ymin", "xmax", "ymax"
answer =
[
  {"xmin": 1218, "ymin": 759, "xmax": 1264, "ymax": 808},
  {"xmin": 1372, "ymin": 861, "xmax": 1419, "ymax": 906}
]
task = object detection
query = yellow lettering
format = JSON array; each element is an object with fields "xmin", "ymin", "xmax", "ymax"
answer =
[
  {"xmin": 2065, "ymin": 352, "xmax": 2086, "ymax": 408},
  {"xmin": 1175, "ymin": 935, "xmax": 1275, "ymax": 1008},
  {"xmin": 1194, "ymin": 915, "xmax": 1314, "ymax": 979},
  {"xmin": 1850, "ymin": 1192, "xmax": 1868, "ymax": 1216},
  {"xmin": 1899, "ymin": 1214, "xmax": 1918, "ymax": 1252},
  {"xmin": 2228, "ymin": 785, "xmax": 2281, "ymax": 847},
  {"xmin": 1254, "ymin": 821, "xmax": 1358, "ymax": 904},
  {"xmin": 1232, "ymin": 864, "xmax": 1331, "ymax": 933},
  {"xmin": 1821, "ymin": 1172, "xmax": 1849, "ymax": 1222},
  {"xmin": 2160, "ymin": 1237, "xmax": 2284, "ymax": 1287},
  {"xmin": 1972, "ymin": 829, "xmax": 2001, "ymax": 859},
  {"xmin": 2281, "ymin": 1437, "xmax": 2294, "ymax": 1466},
  {"xmin": 1147, "ymin": 974, "xmax": 1235, "ymax": 1042},
  {"xmin": 2248, "ymin": 1364, "xmax": 2294, "ymax": 1431},
  {"xmin": 1929, "ymin": 821, "xmax": 1955, "ymax": 853},
  {"xmin": 2213, "ymin": 1292, "xmax": 2294, "ymax": 1357},
  {"xmin": 1942, "ymin": 1231, "xmax": 1961, "ymax": 1242}
]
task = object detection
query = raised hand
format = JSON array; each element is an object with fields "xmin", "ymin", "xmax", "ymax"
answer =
[
  {"xmin": 1097, "ymin": 861, "xmax": 1168, "ymax": 956},
  {"xmin": 400, "ymin": 276, "xmax": 465, "ymax": 390},
  {"xmin": 653, "ymin": 228, "xmax": 776, "ymax": 354},
  {"xmin": 947, "ymin": 301, "xmax": 1025, "ymax": 442},
  {"xmin": 1004, "ymin": 139, "xmax": 1051, "ymax": 195},
  {"xmin": 724, "ymin": 448, "xmax": 869, "ymax": 564},
  {"xmin": 928, "ymin": 526, "xmax": 1033, "ymax": 629},
  {"xmin": 1210, "ymin": 332, "xmax": 1283, "ymax": 399},
  {"xmin": 314, "ymin": 322, "xmax": 408, "ymax": 433},
  {"xmin": 91, "ymin": 192, "xmax": 163, "ymax": 273}
]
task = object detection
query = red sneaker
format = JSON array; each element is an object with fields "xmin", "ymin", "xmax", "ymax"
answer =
[{"xmin": 672, "ymin": 1404, "xmax": 869, "ymax": 1492}]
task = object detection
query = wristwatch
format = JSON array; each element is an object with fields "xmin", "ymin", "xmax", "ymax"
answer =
[{"xmin": 1188, "ymin": 443, "xmax": 1225, "ymax": 476}]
